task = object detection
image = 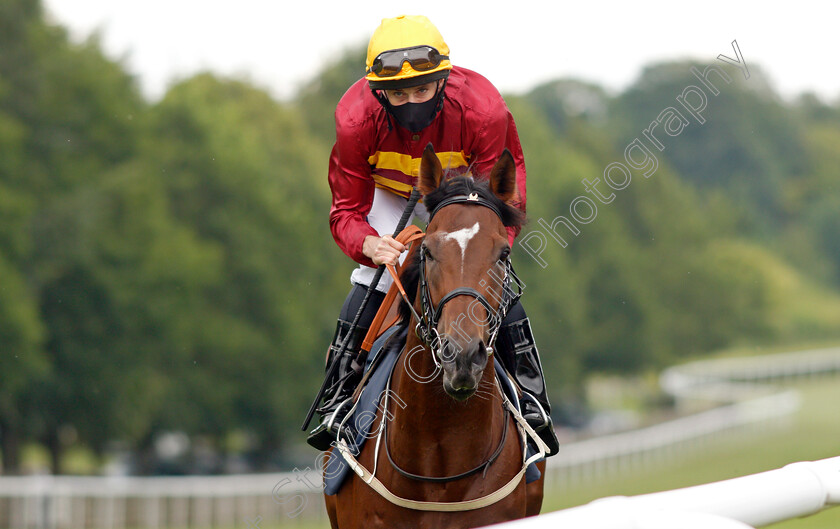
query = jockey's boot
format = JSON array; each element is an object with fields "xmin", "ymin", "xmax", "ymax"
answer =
[
  {"xmin": 497, "ymin": 315, "xmax": 561, "ymax": 456},
  {"xmin": 306, "ymin": 318, "xmax": 366, "ymax": 451}
]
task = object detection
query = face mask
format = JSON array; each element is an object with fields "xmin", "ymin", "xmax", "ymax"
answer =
[
  {"xmin": 380, "ymin": 81, "xmax": 446, "ymax": 132},
  {"xmin": 387, "ymin": 96, "xmax": 441, "ymax": 132}
]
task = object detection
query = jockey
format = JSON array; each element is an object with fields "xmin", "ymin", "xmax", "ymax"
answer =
[{"xmin": 308, "ymin": 14, "xmax": 560, "ymax": 456}]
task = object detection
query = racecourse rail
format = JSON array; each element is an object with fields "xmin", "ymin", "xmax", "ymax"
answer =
[
  {"xmin": 490, "ymin": 456, "xmax": 840, "ymax": 529},
  {"xmin": 1, "ymin": 346, "xmax": 839, "ymax": 528}
]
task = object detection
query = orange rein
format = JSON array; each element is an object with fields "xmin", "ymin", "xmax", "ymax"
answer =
[
  {"xmin": 359, "ymin": 225, "xmax": 425, "ymax": 354},
  {"xmin": 349, "ymin": 226, "xmax": 425, "ymax": 403}
]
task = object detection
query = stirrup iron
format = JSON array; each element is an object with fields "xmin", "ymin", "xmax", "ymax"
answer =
[{"xmin": 521, "ymin": 392, "xmax": 549, "ymax": 431}]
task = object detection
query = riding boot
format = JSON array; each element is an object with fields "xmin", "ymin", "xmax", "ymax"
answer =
[
  {"xmin": 497, "ymin": 316, "xmax": 561, "ymax": 456},
  {"xmin": 306, "ymin": 319, "xmax": 366, "ymax": 450}
]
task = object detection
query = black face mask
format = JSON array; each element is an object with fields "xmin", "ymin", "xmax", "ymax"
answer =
[
  {"xmin": 380, "ymin": 82, "xmax": 446, "ymax": 132},
  {"xmin": 387, "ymin": 96, "xmax": 440, "ymax": 132}
]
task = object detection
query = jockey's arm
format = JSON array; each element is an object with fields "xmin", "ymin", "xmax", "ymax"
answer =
[
  {"xmin": 327, "ymin": 120, "xmax": 379, "ymax": 268},
  {"xmin": 469, "ymin": 106, "xmax": 527, "ymax": 247}
]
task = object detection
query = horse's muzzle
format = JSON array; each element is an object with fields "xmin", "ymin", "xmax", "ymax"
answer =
[{"xmin": 441, "ymin": 338, "xmax": 488, "ymax": 401}]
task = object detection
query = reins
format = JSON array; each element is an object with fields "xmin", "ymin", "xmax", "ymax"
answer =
[
  {"xmin": 359, "ymin": 225, "xmax": 426, "ymax": 355},
  {"xmin": 351, "ymin": 225, "xmax": 425, "ymax": 403}
]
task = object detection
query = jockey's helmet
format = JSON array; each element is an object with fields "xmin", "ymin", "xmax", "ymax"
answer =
[{"xmin": 365, "ymin": 15, "xmax": 452, "ymax": 90}]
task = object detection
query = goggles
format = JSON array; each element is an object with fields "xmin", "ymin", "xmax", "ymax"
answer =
[{"xmin": 367, "ymin": 46, "xmax": 449, "ymax": 78}]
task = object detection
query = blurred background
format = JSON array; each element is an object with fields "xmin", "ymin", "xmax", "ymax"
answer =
[{"xmin": 1, "ymin": 0, "xmax": 839, "ymax": 528}]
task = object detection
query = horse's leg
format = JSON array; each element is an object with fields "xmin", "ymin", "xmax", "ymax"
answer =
[
  {"xmin": 525, "ymin": 460, "xmax": 546, "ymax": 517},
  {"xmin": 327, "ymin": 410, "xmax": 389, "ymax": 529},
  {"xmin": 322, "ymin": 446, "xmax": 340, "ymax": 529}
]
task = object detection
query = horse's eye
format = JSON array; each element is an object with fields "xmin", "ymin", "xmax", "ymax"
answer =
[
  {"xmin": 423, "ymin": 245, "xmax": 435, "ymax": 261},
  {"xmin": 499, "ymin": 247, "xmax": 511, "ymax": 262}
]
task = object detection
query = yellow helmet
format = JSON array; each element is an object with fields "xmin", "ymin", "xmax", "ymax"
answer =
[{"xmin": 365, "ymin": 15, "xmax": 452, "ymax": 89}]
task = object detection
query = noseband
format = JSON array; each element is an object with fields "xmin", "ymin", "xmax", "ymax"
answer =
[{"xmin": 411, "ymin": 192, "xmax": 523, "ymax": 364}]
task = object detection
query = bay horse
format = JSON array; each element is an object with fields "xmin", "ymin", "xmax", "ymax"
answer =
[{"xmin": 324, "ymin": 145, "xmax": 546, "ymax": 528}]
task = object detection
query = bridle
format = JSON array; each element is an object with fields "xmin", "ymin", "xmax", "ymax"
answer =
[{"xmin": 406, "ymin": 192, "xmax": 523, "ymax": 367}]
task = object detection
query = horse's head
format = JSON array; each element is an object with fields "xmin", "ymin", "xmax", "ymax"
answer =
[{"xmin": 413, "ymin": 144, "xmax": 524, "ymax": 401}]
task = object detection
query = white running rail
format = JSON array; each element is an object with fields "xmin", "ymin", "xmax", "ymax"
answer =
[
  {"xmin": 542, "ymin": 346, "xmax": 840, "ymax": 489},
  {"xmin": 489, "ymin": 456, "xmax": 840, "ymax": 529}
]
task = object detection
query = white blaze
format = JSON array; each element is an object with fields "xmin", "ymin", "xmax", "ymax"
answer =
[{"xmin": 443, "ymin": 222, "xmax": 480, "ymax": 273}]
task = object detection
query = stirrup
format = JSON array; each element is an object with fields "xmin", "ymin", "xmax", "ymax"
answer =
[
  {"xmin": 326, "ymin": 397, "xmax": 354, "ymax": 434},
  {"xmin": 520, "ymin": 392, "xmax": 549, "ymax": 431},
  {"xmin": 307, "ymin": 397, "xmax": 355, "ymax": 451}
]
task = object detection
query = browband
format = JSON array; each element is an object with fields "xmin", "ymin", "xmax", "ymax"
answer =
[{"xmin": 427, "ymin": 192, "xmax": 504, "ymax": 224}]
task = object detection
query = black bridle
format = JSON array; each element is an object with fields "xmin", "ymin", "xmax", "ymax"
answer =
[{"xmin": 409, "ymin": 192, "xmax": 523, "ymax": 364}]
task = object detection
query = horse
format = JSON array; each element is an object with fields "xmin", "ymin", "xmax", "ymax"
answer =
[{"xmin": 324, "ymin": 145, "xmax": 546, "ymax": 528}]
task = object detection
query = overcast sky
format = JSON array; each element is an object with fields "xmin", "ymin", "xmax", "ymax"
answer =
[{"xmin": 43, "ymin": 0, "xmax": 840, "ymax": 104}]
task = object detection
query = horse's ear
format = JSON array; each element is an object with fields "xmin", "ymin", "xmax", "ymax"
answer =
[
  {"xmin": 489, "ymin": 149, "xmax": 518, "ymax": 204},
  {"xmin": 418, "ymin": 143, "xmax": 443, "ymax": 195}
]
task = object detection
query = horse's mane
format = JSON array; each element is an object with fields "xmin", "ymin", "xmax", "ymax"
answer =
[{"xmin": 397, "ymin": 175, "xmax": 525, "ymax": 324}]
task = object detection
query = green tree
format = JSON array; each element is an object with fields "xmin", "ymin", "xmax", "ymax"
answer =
[
  {"xmin": 609, "ymin": 61, "xmax": 809, "ymax": 234},
  {"xmin": 140, "ymin": 74, "xmax": 345, "ymax": 468}
]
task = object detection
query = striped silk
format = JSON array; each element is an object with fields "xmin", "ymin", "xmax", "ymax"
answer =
[{"xmin": 368, "ymin": 151, "xmax": 470, "ymax": 197}]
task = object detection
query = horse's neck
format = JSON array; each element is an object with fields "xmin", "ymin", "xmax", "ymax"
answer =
[{"xmin": 389, "ymin": 334, "xmax": 502, "ymax": 441}]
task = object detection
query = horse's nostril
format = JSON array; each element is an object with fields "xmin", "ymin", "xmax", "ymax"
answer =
[
  {"xmin": 439, "ymin": 337, "xmax": 460, "ymax": 364},
  {"xmin": 471, "ymin": 340, "xmax": 488, "ymax": 368}
]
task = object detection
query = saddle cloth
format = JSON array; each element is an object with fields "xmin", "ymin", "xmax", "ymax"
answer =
[{"xmin": 323, "ymin": 326, "xmax": 542, "ymax": 496}]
